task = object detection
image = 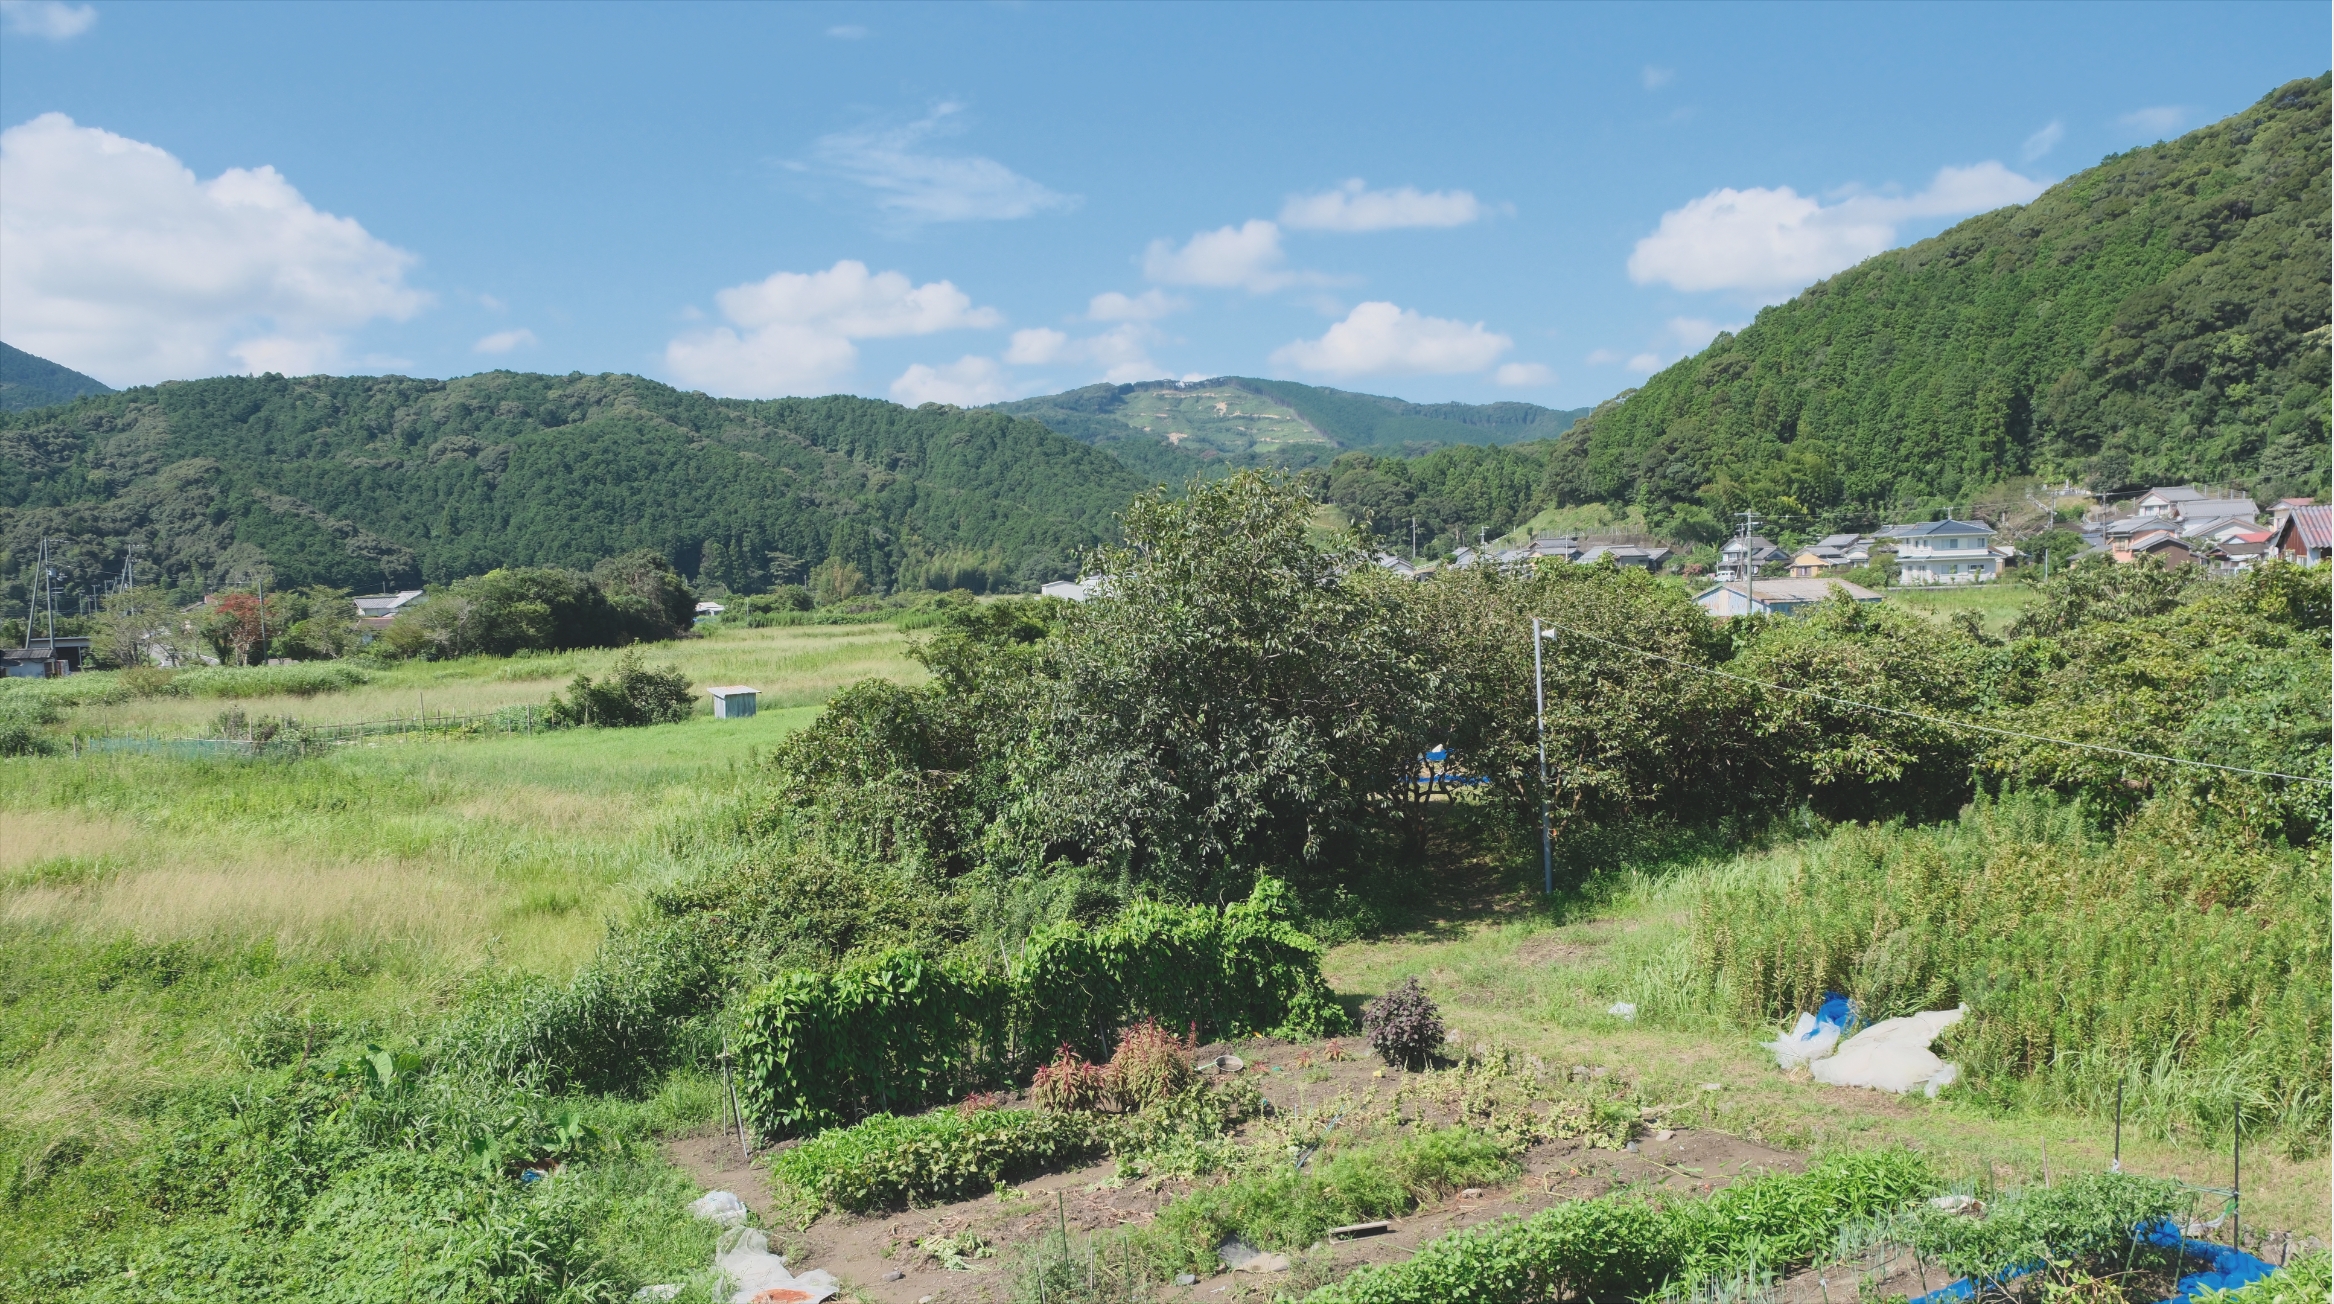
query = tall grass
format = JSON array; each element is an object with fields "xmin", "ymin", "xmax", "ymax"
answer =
[{"xmin": 1688, "ymin": 793, "xmax": 2329, "ymax": 1152}]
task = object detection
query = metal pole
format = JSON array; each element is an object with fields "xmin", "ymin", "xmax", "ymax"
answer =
[
  {"xmin": 2231, "ymin": 1113, "xmax": 2240, "ymax": 1250},
  {"xmin": 2112, "ymin": 1080, "xmax": 2123, "ymax": 1173},
  {"xmin": 1533, "ymin": 618, "xmax": 1552, "ymax": 896}
]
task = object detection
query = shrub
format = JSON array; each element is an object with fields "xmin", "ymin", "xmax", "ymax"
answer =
[
  {"xmin": 1362, "ymin": 977, "xmax": 1444, "ymax": 1069},
  {"xmin": 1032, "ymin": 1045, "xmax": 1110, "ymax": 1114},
  {"xmin": 2197, "ymin": 1252, "xmax": 2332, "ymax": 1304},
  {"xmin": 735, "ymin": 879, "xmax": 1347, "ymax": 1137},
  {"xmin": 1107, "ymin": 1019, "xmax": 1195, "ymax": 1112},
  {"xmin": 545, "ymin": 650, "xmax": 694, "ymax": 728},
  {"xmin": 0, "ymin": 694, "xmax": 60, "ymax": 757},
  {"xmin": 767, "ymin": 1108, "xmax": 1109, "ymax": 1218}
]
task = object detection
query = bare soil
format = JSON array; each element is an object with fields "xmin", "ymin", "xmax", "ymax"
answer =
[{"xmin": 662, "ymin": 1035, "xmax": 1808, "ymax": 1304}]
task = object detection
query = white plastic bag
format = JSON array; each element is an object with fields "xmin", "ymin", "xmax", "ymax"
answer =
[
  {"xmin": 1809, "ymin": 1007, "xmax": 1965, "ymax": 1095},
  {"xmin": 688, "ymin": 1190, "xmax": 750, "ymax": 1227},
  {"xmin": 714, "ymin": 1227, "xmax": 840, "ymax": 1304},
  {"xmin": 1763, "ymin": 1011, "xmax": 1843, "ymax": 1070}
]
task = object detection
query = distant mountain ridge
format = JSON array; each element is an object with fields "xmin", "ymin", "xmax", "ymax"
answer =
[
  {"xmin": 990, "ymin": 376, "xmax": 1594, "ymax": 479},
  {"xmin": 1, "ymin": 342, "xmax": 114, "ymax": 412},
  {"xmin": 0, "ymin": 370, "xmax": 1142, "ymax": 607},
  {"xmin": 1546, "ymin": 74, "xmax": 2332, "ymax": 539}
]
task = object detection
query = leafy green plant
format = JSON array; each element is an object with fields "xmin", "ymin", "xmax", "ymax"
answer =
[
  {"xmin": 766, "ymin": 1108, "xmax": 1108, "ymax": 1219},
  {"xmin": 2196, "ymin": 1252, "xmax": 2332, "ymax": 1304},
  {"xmin": 1361, "ymin": 977, "xmax": 1445, "ymax": 1069},
  {"xmin": 545, "ymin": 649, "xmax": 695, "ymax": 727},
  {"xmin": 1032, "ymin": 1044, "xmax": 1109, "ymax": 1113},
  {"xmin": 1105, "ymin": 1018, "xmax": 1195, "ymax": 1112}
]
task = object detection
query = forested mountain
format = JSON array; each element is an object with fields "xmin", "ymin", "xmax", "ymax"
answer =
[
  {"xmin": 991, "ymin": 376, "xmax": 1592, "ymax": 478},
  {"xmin": 0, "ymin": 370, "xmax": 1142, "ymax": 608},
  {"xmin": 1547, "ymin": 74, "xmax": 2331, "ymax": 540},
  {"xmin": 0, "ymin": 343, "xmax": 113, "ymax": 413}
]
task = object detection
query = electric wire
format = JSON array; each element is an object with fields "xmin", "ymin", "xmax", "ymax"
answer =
[{"xmin": 1536, "ymin": 617, "xmax": 2332, "ymax": 787}]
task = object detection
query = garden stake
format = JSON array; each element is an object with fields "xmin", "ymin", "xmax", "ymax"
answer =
[
  {"xmin": 2112, "ymin": 1080, "xmax": 2123, "ymax": 1172},
  {"xmin": 2230, "ymin": 1113, "xmax": 2240, "ymax": 1250}
]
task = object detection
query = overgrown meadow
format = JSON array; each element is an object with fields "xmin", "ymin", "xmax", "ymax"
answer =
[{"xmin": 2, "ymin": 472, "xmax": 2327, "ymax": 1301}]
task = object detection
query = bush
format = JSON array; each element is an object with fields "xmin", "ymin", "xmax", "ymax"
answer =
[
  {"xmin": 734, "ymin": 879, "xmax": 1347, "ymax": 1136},
  {"xmin": 0, "ymin": 694, "xmax": 60, "ymax": 757},
  {"xmin": 1107, "ymin": 1019, "xmax": 1196, "ymax": 1112},
  {"xmin": 1361, "ymin": 977, "xmax": 1444, "ymax": 1069},
  {"xmin": 545, "ymin": 650, "xmax": 694, "ymax": 728},
  {"xmin": 2198, "ymin": 1252, "xmax": 2332, "ymax": 1304},
  {"xmin": 767, "ymin": 1108, "xmax": 1109, "ymax": 1218},
  {"xmin": 1032, "ymin": 1045, "xmax": 1110, "ymax": 1114}
]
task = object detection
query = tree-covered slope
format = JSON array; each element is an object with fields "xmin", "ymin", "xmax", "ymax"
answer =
[
  {"xmin": 0, "ymin": 343, "xmax": 114, "ymax": 413},
  {"xmin": 1548, "ymin": 74, "xmax": 2331, "ymax": 537},
  {"xmin": 0, "ymin": 370, "xmax": 1143, "ymax": 605},
  {"xmin": 992, "ymin": 376, "xmax": 1591, "ymax": 479}
]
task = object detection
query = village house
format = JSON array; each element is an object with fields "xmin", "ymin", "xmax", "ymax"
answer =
[
  {"xmin": 2269, "ymin": 503, "xmax": 2331, "ymax": 564},
  {"xmin": 1890, "ymin": 519, "xmax": 2005, "ymax": 584},
  {"xmin": 1692, "ymin": 577, "xmax": 1882, "ymax": 618}
]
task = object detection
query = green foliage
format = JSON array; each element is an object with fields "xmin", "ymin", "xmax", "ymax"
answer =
[
  {"xmin": 171, "ymin": 661, "xmax": 372, "ymax": 698},
  {"xmin": 2197, "ymin": 1252, "xmax": 2332, "ymax": 1304},
  {"xmin": 1546, "ymin": 76, "xmax": 2332, "ymax": 526},
  {"xmin": 1143, "ymin": 1126, "xmax": 1521, "ymax": 1273},
  {"xmin": 766, "ymin": 1107, "xmax": 1108, "ymax": 1218},
  {"xmin": 0, "ymin": 690, "xmax": 60, "ymax": 756},
  {"xmin": 1, "ymin": 371, "xmax": 1141, "ymax": 609},
  {"xmin": 0, "ymin": 341, "xmax": 113, "ymax": 412},
  {"xmin": 1303, "ymin": 1146, "xmax": 1938, "ymax": 1304},
  {"xmin": 1900, "ymin": 1173, "xmax": 2186, "ymax": 1281},
  {"xmin": 1691, "ymin": 792, "xmax": 2330, "ymax": 1146},
  {"xmin": 383, "ymin": 557, "xmax": 694, "ymax": 660},
  {"xmin": 545, "ymin": 650, "xmax": 694, "ymax": 728},
  {"xmin": 1308, "ymin": 443, "xmax": 1553, "ymax": 553},
  {"xmin": 732, "ymin": 880, "xmax": 1344, "ymax": 1135}
]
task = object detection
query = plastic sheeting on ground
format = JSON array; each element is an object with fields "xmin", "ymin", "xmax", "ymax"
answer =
[
  {"xmin": 1763, "ymin": 991, "xmax": 1859, "ymax": 1069},
  {"xmin": 634, "ymin": 1190, "xmax": 839, "ymax": 1304},
  {"xmin": 1906, "ymin": 1220, "xmax": 2276, "ymax": 1304},
  {"xmin": 1810, "ymin": 1006, "xmax": 1966, "ymax": 1096}
]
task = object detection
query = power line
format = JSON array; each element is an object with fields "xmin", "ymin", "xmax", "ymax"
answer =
[{"xmin": 1537, "ymin": 617, "xmax": 2332, "ymax": 787}]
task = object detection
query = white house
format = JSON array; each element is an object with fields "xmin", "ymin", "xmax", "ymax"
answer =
[
  {"xmin": 1040, "ymin": 578, "xmax": 1098, "ymax": 602},
  {"xmin": 352, "ymin": 589, "xmax": 426, "ymax": 619},
  {"xmin": 1693, "ymin": 577, "xmax": 1882, "ymax": 618},
  {"xmin": 1717, "ymin": 536, "xmax": 1785, "ymax": 581},
  {"xmin": 1891, "ymin": 520, "xmax": 2003, "ymax": 585}
]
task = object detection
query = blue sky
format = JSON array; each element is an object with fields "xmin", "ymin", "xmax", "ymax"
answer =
[{"xmin": 1, "ymin": 1, "xmax": 2325, "ymax": 410}]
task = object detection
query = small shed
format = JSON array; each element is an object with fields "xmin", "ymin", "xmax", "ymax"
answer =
[{"xmin": 706, "ymin": 685, "xmax": 759, "ymax": 719}]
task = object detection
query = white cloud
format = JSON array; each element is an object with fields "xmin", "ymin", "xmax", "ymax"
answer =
[
  {"xmin": 1625, "ymin": 353, "xmax": 1663, "ymax": 374},
  {"xmin": 825, "ymin": 24, "xmax": 868, "ymax": 38},
  {"xmin": 664, "ymin": 259, "xmax": 999, "ymax": 398},
  {"xmin": 1270, "ymin": 301, "xmax": 1511, "ymax": 378},
  {"xmin": 0, "ymin": 0, "xmax": 95, "ymax": 39},
  {"xmin": 1626, "ymin": 161, "xmax": 2046, "ymax": 294},
  {"xmin": 0, "ymin": 113, "xmax": 429, "ymax": 385},
  {"xmin": 2118, "ymin": 105, "xmax": 2187, "ymax": 136},
  {"xmin": 1087, "ymin": 288, "xmax": 1184, "ymax": 322},
  {"xmin": 1008, "ymin": 322, "xmax": 1160, "ymax": 381},
  {"xmin": 1585, "ymin": 348, "xmax": 1623, "ymax": 366},
  {"xmin": 1665, "ymin": 316, "xmax": 1743, "ymax": 351},
  {"xmin": 473, "ymin": 328, "xmax": 537, "ymax": 355},
  {"xmin": 891, "ymin": 355, "xmax": 1012, "ymax": 406},
  {"xmin": 1495, "ymin": 362, "xmax": 1553, "ymax": 387},
  {"xmin": 2021, "ymin": 120, "xmax": 2064, "ymax": 162},
  {"xmin": 1642, "ymin": 65, "xmax": 1675, "ymax": 90},
  {"xmin": 1143, "ymin": 219, "xmax": 1305, "ymax": 292},
  {"xmin": 1279, "ymin": 179, "xmax": 1483, "ymax": 232},
  {"xmin": 810, "ymin": 103, "xmax": 1074, "ymax": 224},
  {"xmin": 1005, "ymin": 327, "xmax": 1068, "ymax": 365}
]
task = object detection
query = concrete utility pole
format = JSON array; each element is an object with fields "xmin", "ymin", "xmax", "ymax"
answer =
[
  {"xmin": 1532, "ymin": 618, "xmax": 1553, "ymax": 896},
  {"xmin": 1734, "ymin": 511, "xmax": 1762, "ymax": 616}
]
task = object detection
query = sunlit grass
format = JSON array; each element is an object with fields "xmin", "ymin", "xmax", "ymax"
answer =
[
  {"xmin": 1882, "ymin": 581, "xmax": 2035, "ymax": 634},
  {"xmin": 0, "ymin": 622, "xmax": 917, "ymax": 1149}
]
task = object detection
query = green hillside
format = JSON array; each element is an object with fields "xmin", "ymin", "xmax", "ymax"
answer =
[
  {"xmin": 991, "ymin": 376, "xmax": 1592, "ymax": 477},
  {"xmin": 0, "ymin": 342, "xmax": 114, "ymax": 413},
  {"xmin": 0, "ymin": 370, "xmax": 1142, "ymax": 608},
  {"xmin": 1548, "ymin": 74, "xmax": 2331, "ymax": 538}
]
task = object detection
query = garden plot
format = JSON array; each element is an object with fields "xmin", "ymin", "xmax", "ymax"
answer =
[{"xmin": 665, "ymin": 1035, "xmax": 1813, "ymax": 1303}]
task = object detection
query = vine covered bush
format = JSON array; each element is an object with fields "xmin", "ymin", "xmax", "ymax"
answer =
[{"xmin": 734, "ymin": 878, "xmax": 1346, "ymax": 1135}]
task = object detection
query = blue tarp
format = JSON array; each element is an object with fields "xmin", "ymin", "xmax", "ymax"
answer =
[{"xmin": 1906, "ymin": 1220, "xmax": 2276, "ymax": 1304}]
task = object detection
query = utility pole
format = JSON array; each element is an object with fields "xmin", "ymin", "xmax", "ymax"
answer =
[
  {"xmin": 1734, "ymin": 511, "xmax": 1762, "ymax": 617},
  {"xmin": 1410, "ymin": 517, "xmax": 1418, "ymax": 564},
  {"xmin": 1532, "ymin": 619, "xmax": 1553, "ymax": 896}
]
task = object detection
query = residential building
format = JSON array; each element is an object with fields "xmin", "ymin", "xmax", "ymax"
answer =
[
  {"xmin": 352, "ymin": 589, "xmax": 426, "ymax": 619},
  {"xmin": 1788, "ymin": 549, "xmax": 1842, "ymax": 578},
  {"xmin": 1693, "ymin": 577, "xmax": 1882, "ymax": 618},
  {"xmin": 1040, "ymin": 578, "xmax": 1098, "ymax": 602},
  {"xmin": 1717, "ymin": 535, "xmax": 1784, "ymax": 581},
  {"xmin": 1891, "ymin": 520, "xmax": 2004, "ymax": 584},
  {"xmin": 2134, "ymin": 487, "xmax": 2259, "ymax": 521},
  {"xmin": 2113, "ymin": 529, "xmax": 2196, "ymax": 567},
  {"xmin": 2269, "ymin": 504, "xmax": 2331, "ymax": 564},
  {"xmin": 1576, "ymin": 543, "xmax": 1670, "ymax": 570}
]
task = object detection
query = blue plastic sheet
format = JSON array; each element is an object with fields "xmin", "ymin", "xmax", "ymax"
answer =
[{"xmin": 1905, "ymin": 1220, "xmax": 2276, "ymax": 1304}]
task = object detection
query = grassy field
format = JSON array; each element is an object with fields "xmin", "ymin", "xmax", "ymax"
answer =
[
  {"xmin": 1323, "ymin": 841, "xmax": 2331, "ymax": 1246},
  {"xmin": 1881, "ymin": 580, "xmax": 2036, "ymax": 633},
  {"xmin": 0, "ymin": 624, "xmax": 921, "ymax": 1166}
]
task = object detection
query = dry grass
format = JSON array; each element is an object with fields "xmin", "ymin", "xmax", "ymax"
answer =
[{"xmin": 0, "ymin": 809, "xmax": 145, "ymax": 873}]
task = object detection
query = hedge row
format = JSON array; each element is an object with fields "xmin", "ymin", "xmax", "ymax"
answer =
[{"xmin": 734, "ymin": 878, "xmax": 1345, "ymax": 1135}]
